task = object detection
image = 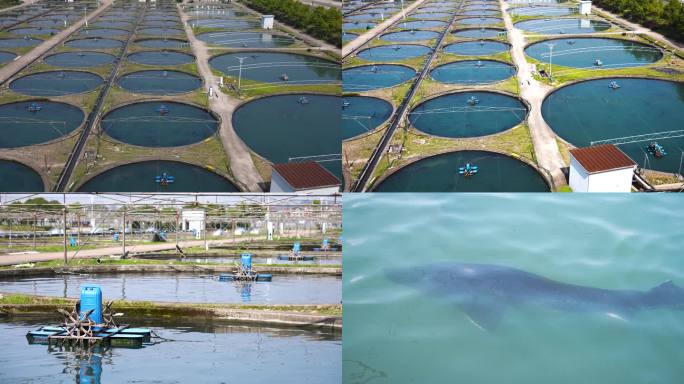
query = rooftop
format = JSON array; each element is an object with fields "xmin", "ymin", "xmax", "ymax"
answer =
[
  {"xmin": 272, "ymin": 161, "xmax": 341, "ymax": 190},
  {"xmin": 570, "ymin": 144, "xmax": 636, "ymax": 174}
]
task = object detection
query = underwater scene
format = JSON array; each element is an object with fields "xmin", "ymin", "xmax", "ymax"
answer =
[{"xmin": 342, "ymin": 193, "xmax": 684, "ymax": 384}]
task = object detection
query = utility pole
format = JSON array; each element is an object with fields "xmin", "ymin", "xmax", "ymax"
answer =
[
  {"xmin": 236, "ymin": 57, "xmax": 247, "ymax": 91},
  {"xmin": 122, "ymin": 207, "xmax": 127, "ymax": 257},
  {"xmin": 33, "ymin": 213, "xmax": 37, "ymax": 250},
  {"xmin": 63, "ymin": 207, "xmax": 67, "ymax": 265}
]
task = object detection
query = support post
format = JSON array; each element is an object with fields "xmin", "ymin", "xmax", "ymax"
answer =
[
  {"xmin": 122, "ymin": 208, "xmax": 127, "ymax": 257},
  {"xmin": 63, "ymin": 207, "xmax": 67, "ymax": 265}
]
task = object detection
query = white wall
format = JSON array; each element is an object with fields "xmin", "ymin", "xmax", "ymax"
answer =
[
  {"xmin": 579, "ymin": 1, "xmax": 592, "ymax": 15},
  {"xmin": 569, "ymin": 157, "xmax": 634, "ymax": 192},
  {"xmin": 181, "ymin": 210, "xmax": 205, "ymax": 232}
]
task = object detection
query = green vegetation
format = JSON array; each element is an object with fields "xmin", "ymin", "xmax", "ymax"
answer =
[
  {"xmin": 593, "ymin": 0, "xmax": 684, "ymax": 43},
  {"xmin": 244, "ymin": 0, "xmax": 342, "ymax": 47},
  {"xmin": 0, "ymin": 0, "xmax": 20, "ymax": 10},
  {"xmin": 0, "ymin": 294, "xmax": 71, "ymax": 305}
]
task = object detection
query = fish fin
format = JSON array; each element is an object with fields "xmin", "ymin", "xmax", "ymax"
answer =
[{"xmin": 459, "ymin": 302, "xmax": 502, "ymax": 332}]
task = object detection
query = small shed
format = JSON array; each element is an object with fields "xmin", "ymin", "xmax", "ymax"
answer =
[
  {"xmin": 181, "ymin": 210, "xmax": 205, "ymax": 233},
  {"xmin": 569, "ymin": 144, "xmax": 636, "ymax": 192},
  {"xmin": 579, "ymin": 1, "xmax": 592, "ymax": 15},
  {"xmin": 270, "ymin": 161, "xmax": 341, "ymax": 194},
  {"xmin": 261, "ymin": 15, "xmax": 274, "ymax": 29}
]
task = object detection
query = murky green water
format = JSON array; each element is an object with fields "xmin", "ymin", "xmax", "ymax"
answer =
[
  {"xmin": 117, "ymin": 70, "xmax": 201, "ymax": 95},
  {"xmin": 343, "ymin": 194, "xmax": 684, "ymax": 383},
  {"xmin": 457, "ymin": 16, "xmax": 503, "ymax": 25},
  {"xmin": 0, "ymin": 101, "xmax": 84, "ymax": 148},
  {"xmin": 232, "ymin": 94, "xmax": 342, "ymax": 179},
  {"xmin": 0, "ymin": 160, "xmax": 44, "ymax": 192},
  {"xmin": 77, "ymin": 160, "xmax": 239, "ymax": 192},
  {"xmin": 372, "ymin": 150, "xmax": 550, "ymax": 192},
  {"xmin": 525, "ymin": 37, "xmax": 662, "ymax": 68},
  {"xmin": 444, "ymin": 40, "xmax": 510, "ymax": 56},
  {"xmin": 409, "ymin": 91, "xmax": 527, "ymax": 138},
  {"xmin": 66, "ymin": 37, "xmax": 123, "ymax": 49},
  {"xmin": 44, "ymin": 51, "xmax": 116, "ymax": 67},
  {"xmin": 431, "ymin": 59, "xmax": 515, "ymax": 84},
  {"xmin": 10, "ymin": 70, "xmax": 103, "ymax": 96},
  {"xmin": 343, "ymin": 64, "xmax": 416, "ymax": 92},
  {"xmin": 197, "ymin": 31, "xmax": 295, "ymax": 48},
  {"xmin": 514, "ymin": 18, "xmax": 611, "ymax": 34},
  {"xmin": 210, "ymin": 52, "xmax": 340, "ymax": 85},
  {"xmin": 135, "ymin": 38, "xmax": 186, "ymax": 48},
  {"xmin": 381, "ymin": 30, "xmax": 440, "ymax": 42},
  {"xmin": 452, "ymin": 27, "xmax": 503, "ymax": 38},
  {"xmin": 127, "ymin": 50, "xmax": 194, "ymax": 66},
  {"xmin": 542, "ymin": 78, "xmax": 684, "ymax": 173},
  {"xmin": 357, "ymin": 44, "xmax": 431, "ymax": 62},
  {"xmin": 509, "ymin": 6, "xmax": 574, "ymax": 16},
  {"xmin": 101, "ymin": 101, "xmax": 217, "ymax": 146},
  {"xmin": 342, "ymin": 96, "xmax": 393, "ymax": 140},
  {"xmin": 0, "ymin": 319, "xmax": 340, "ymax": 383}
]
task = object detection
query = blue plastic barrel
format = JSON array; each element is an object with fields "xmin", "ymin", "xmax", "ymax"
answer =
[
  {"xmin": 80, "ymin": 285, "xmax": 103, "ymax": 324},
  {"xmin": 113, "ymin": 233, "xmax": 119, "ymax": 241},
  {"xmin": 241, "ymin": 253, "xmax": 252, "ymax": 270},
  {"xmin": 293, "ymin": 242, "xmax": 301, "ymax": 253},
  {"xmin": 322, "ymin": 238, "xmax": 328, "ymax": 247},
  {"xmin": 69, "ymin": 237, "xmax": 77, "ymax": 247}
]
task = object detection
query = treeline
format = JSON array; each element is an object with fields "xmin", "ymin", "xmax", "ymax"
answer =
[
  {"xmin": 593, "ymin": 0, "xmax": 684, "ymax": 43},
  {"xmin": 244, "ymin": 0, "xmax": 342, "ymax": 47}
]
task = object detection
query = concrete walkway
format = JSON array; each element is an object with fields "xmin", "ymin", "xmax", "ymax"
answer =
[
  {"xmin": 342, "ymin": 0, "xmax": 429, "ymax": 58},
  {"xmin": 0, "ymin": 238, "xmax": 244, "ymax": 266},
  {"xmin": 0, "ymin": 0, "xmax": 113, "ymax": 85},
  {"xmin": 295, "ymin": 0, "xmax": 340, "ymax": 9},
  {"xmin": 178, "ymin": 4, "xmax": 264, "ymax": 192},
  {"xmin": 500, "ymin": 0, "xmax": 566, "ymax": 188}
]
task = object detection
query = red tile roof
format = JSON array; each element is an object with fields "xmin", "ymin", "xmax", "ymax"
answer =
[
  {"xmin": 570, "ymin": 144, "xmax": 636, "ymax": 174},
  {"xmin": 272, "ymin": 162, "xmax": 340, "ymax": 190}
]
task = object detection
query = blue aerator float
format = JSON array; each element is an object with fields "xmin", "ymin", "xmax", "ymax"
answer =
[
  {"xmin": 26, "ymin": 285, "xmax": 151, "ymax": 349},
  {"xmin": 313, "ymin": 238, "xmax": 338, "ymax": 252},
  {"xmin": 27, "ymin": 102, "xmax": 41, "ymax": 112},
  {"xmin": 155, "ymin": 172, "xmax": 175, "ymax": 186},
  {"xmin": 219, "ymin": 253, "xmax": 272, "ymax": 282},
  {"xmin": 156, "ymin": 104, "xmax": 169, "ymax": 115},
  {"xmin": 277, "ymin": 242, "xmax": 315, "ymax": 261},
  {"xmin": 458, "ymin": 162, "xmax": 479, "ymax": 177},
  {"xmin": 646, "ymin": 141, "xmax": 667, "ymax": 158}
]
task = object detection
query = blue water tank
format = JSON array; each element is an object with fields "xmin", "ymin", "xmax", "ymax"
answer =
[
  {"xmin": 80, "ymin": 285, "xmax": 103, "ymax": 324},
  {"xmin": 241, "ymin": 253, "xmax": 252, "ymax": 270},
  {"xmin": 322, "ymin": 238, "xmax": 328, "ymax": 247},
  {"xmin": 293, "ymin": 242, "xmax": 301, "ymax": 253}
]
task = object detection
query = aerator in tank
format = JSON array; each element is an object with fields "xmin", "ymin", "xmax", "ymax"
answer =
[
  {"xmin": 219, "ymin": 253, "xmax": 273, "ymax": 282},
  {"xmin": 26, "ymin": 285, "xmax": 151, "ymax": 349}
]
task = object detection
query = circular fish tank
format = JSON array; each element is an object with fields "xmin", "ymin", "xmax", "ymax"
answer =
[
  {"xmin": 525, "ymin": 37, "xmax": 662, "ymax": 68},
  {"xmin": 515, "ymin": 18, "xmax": 611, "ymax": 34},
  {"xmin": 457, "ymin": 17, "xmax": 503, "ymax": 25},
  {"xmin": 9, "ymin": 27, "xmax": 59, "ymax": 35},
  {"xmin": 77, "ymin": 160, "xmax": 239, "ymax": 192},
  {"xmin": 136, "ymin": 38, "xmax": 187, "ymax": 48},
  {"xmin": 0, "ymin": 51, "xmax": 17, "ymax": 64},
  {"xmin": 461, "ymin": 10, "xmax": 500, "ymax": 16},
  {"xmin": 101, "ymin": 101, "xmax": 217, "ymax": 147},
  {"xmin": 357, "ymin": 44, "xmax": 431, "ymax": 61},
  {"xmin": 343, "ymin": 64, "xmax": 416, "ymax": 92},
  {"xmin": 453, "ymin": 28, "xmax": 504, "ymax": 38},
  {"xmin": 444, "ymin": 40, "xmax": 510, "ymax": 56},
  {"xmin": 209, "ymin": 52, "xmax": 339, "ymax": 85},
  {"xmin": 343, "ymin": 32, "xmax": 358, "ymax": 42},
  {"xmin": 232, "ymin": 94, "xmax": 341, "ymax": 179},
  {"xmin": 0, "ymin": 37, "xmax": 42, "ymax": 48},
  {"xmin": 509, "ymin": 6, "xmax": 574, "ymax": 17},
  {"xmin": 0, "ymin": 160, "xmax": 44, "ymax": 192},
  {"xmin": 117, "ymin": 70, "xmax": 201, "ymax": 95},
  {"xmin": 78, "ymin": 28, "xmax": 128, "ymax": 37},
  {"xmin": 196, "ymin": 31, "xmax": 295, "ymax": 48},
  {"xmin": 346, "ymin": 13, "xmax": 381, "ymax": 22},
  {"xmin": 0, "ymin": 100, "xmax": 84, "ymax": 148},
  {"xmin": 373, "ymin": 150, "xmax": 550, "ymax": 192},
  {"xmin": 431, "ymin": 60, "xmax": 515, "ymax": 84},
  {"xmin": 137, "ymin": 27, "xmax": 184, "ymax": 36},
  {"xmin": 412, "ymin": 12, "xmax": 452, "ymax": 19},
  {"xmin": 10, "ymin": 70, "xmax": 103, "ymax": 96},
  {"xmin": 44, "ymin": 51, "xmax": 116, "ymax": 67},
  {"xmin": 396, "ymin": 20, "xmax": 447, "ymax": 29},
  {"xmin": 65, "ymin": 37, "xmax": 123, "ymax": 49},
  {"xmin": 343, "ymin": 21, "xmax": 376, "ymax": 30},
  {"xmin": 380, "ymin": 30, "xmax": 440, "ymax": 42},
  {"xmin": 92, "ymin": 20, "xmax": 133, "ymax": 29},
  {"xmin": 342, "ymin": 96, "xmax": 393, "ymax": 140},
  {"xmin": 542, "ymin": 78, "xmax": 684, "ymax": 173},
  {"xmin": 127, "ymin": 50, "xmax": 194, "ymax": 65},
  {"xmin": 409, "ymin": 91, "xmax": 527, "ymax": 138},
  {"xmin": 188, "ymin": 18, "xmax": 259, "ymax": 29},
  {"xmin": 142, "ymin": 20, "xmax": 180, "ymax": 27}
]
